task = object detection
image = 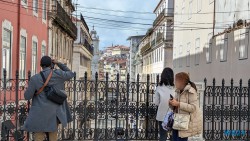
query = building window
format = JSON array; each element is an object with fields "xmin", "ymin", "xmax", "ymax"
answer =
[
  {"xmin": 195, "ymin": 38, "xmax": 200, "ymax": 65},
  {"xmin": 220, "ymin": 36, "xmax": 228, "ymax": 62},
  {"xmin": 32, "ymin": 41, "xmax": 38, "ymax": 75},
  {"xmin": 42, "ymin": 0, "xmax": 47, "ymax": 20},
  {"xmin": 20, "ymin": 36, "xmax": 26, "ymax": 79},
  {"xmin": 33, "ymin": 0, "xmax": 38, "ymax": 14},
  {"xmin": 197, "ymin": 0, "xmax": 202, "ymax": 13},
  {"xmin": 21, "ymin": 0, "xmax": 28, "ymax": 7},
  {"xmin": 42, "ymin": 44, "xmax": 46, "ymax": 57},
  {"xmin": 186, "ymin": 42, "xmax": 191, "ymax": 67},
  {"xmin": 22, "ymin": 0, "xmax": 27, "ymax": 4},
  {"xmin": 206, "ymin": 33, "xmax": 213, "ymax": 63},
  {"xmin": 188, "ymin": 0, "xmax": 193, "ymax": 19},
  {"xmin": 239, "ymin": 31, "xmax": 249, "ymax": 60},
  {"xmin": 209, "ymin": 0, "xmax": 214, "ymax": 4},
  {"xmin": 2, "ymin": 29, "xmax": 12, "ymax": 79},
  {"xmin": 179, "ymin": 45, "xmax": 183, "ymax": 67},
  {"xmin": 181, "ymin": 1, "xmax": 185, "ymax": 24}
]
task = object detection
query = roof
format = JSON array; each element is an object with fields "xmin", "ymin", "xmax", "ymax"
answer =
[
  {"xmin": 154, "ymin": 0, "xmax": 164, "ymax": 13},
  {"xmin": 72, "ymin": 15, "xmax": 91, "ymax": 38},
  {"xmin": 127, "ymin": 35, "xmax": 145, "ymax": 40}
]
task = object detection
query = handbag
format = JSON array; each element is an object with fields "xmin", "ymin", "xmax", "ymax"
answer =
[
  {"xmin": 35, "ymin": 70, "xmax": 67, "ymax": 105},
  {"xmin": 162, "ymin": 109, "xmax": 174, "ymax": 131},
  {"xmin": 172, "ymin": 93, "xmax": 190, "ymax": 131}
]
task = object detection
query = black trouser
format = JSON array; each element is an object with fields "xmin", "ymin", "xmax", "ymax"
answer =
[
  {"xmin": 159, "ymin": 121, "xmax": 167, "ymax": 141},
  {"xmin": 172, "ymin": 130, "xmax": 188, "ymax": 141}
]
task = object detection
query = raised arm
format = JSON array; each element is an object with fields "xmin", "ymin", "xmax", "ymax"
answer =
[{"xmin": 53, "ymin": 60, "xmax": 75, "ymax": 81}]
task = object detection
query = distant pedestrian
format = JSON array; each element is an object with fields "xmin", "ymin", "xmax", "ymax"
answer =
[
  {"xmin": 23, "ymin": 56, "xmax": 75, "ymax": 141},
  {"xmin": 153, "ymin": 67, "xmax": 175, "ymax": 141},
  {"xmin": 169, "ymin": 72, "xmax": 202, "ymax": 141}
]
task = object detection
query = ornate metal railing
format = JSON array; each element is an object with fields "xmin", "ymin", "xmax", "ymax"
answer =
[
  {"xmin": 0, "ymin": 70, "xmax": 166, "ymax": 141},
  {"xmin": 83, "ymin": 39, "xmax": 94, "ymax": 55},
  {"xmin": 203, "ymin": 78, "xmax": 250, "ymax": 141},
  {"xmin": 151, "ymin": 39, "xmax": 156, "ymax": 48},
  {"xmin": 156, "ymin": 33, "xmax": 163, "ymax": 44},
  {"xmin": 141, "ymin": 43, "xmax": 150, "ymax": 54},
  {"xmin": 50, "ymin": 1, "xmax": 77, "ymax": 39}
]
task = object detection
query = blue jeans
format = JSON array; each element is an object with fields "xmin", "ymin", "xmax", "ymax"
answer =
[
  {"xmin": 172, "ymin": 130, "xmax": 188, "ymax": 141},
  {"xmin": 159, "ymin": 121, "xmax": 167, "ymax": 141}
]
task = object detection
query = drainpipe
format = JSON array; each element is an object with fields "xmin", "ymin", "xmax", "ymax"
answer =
[
  {"xmin": 212, "ymin": 0, "xmax": 216, "ymax": 36},
  {"xmin": 16, "ymin": 0, "xmax": 21, "ymax": 74}
]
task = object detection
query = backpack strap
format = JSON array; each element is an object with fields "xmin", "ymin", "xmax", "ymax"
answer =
[
  {"xmin": 35, "ymin": 70, "xmax": 53, "ymax": 96},
  {"xmin": 40, "ymin": 72, "xmax": 46, "ymax": 83}
]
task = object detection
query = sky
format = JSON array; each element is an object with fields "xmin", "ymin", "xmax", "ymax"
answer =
[{"xmin": 77, "ymin": 0, "xmax": 159, "ymax": 50}]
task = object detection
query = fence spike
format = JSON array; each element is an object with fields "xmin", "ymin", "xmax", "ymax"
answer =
[
  {"xmin": 137, "ymin": 74, "xmax": 140, "ymax": 82},
  {"xmin": 95, "ymin": 72, "xmax": 98, "ymax": 80},
  {"xmin": 204, "ymin": 78, "xmax": 207, "ymax": 83},
  {"xmin": 213, "ymin": 78, "xmax": 216, "ymax": 85},
  {"xmin": 127, "ymin": 73, "xmax": 130, "ymax": 80},
  {"xmin": 84, "ymin": 71, "xmax": 87, "ymax": 79},
  {"xmin": 3, "ymin": 69, "xmax": 6, "ymax": 78},
  {"xmin": 106, "ymin": 72, "xmax": 108, "ymax": 80},
  {"xmin": 239, "ymin": 79, "xmax": 243, "ymax": 86},
  {"xmin": 28, "ymin": 71, "xmax": 31, "ymax": 80}
]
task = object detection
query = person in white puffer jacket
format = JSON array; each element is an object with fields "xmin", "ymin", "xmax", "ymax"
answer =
[{"xmin": 153, "ymin": 67, "xmax": 175, "ymax": 141}]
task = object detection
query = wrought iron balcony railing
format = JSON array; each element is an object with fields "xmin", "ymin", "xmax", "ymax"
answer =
[
  {"xmin": 141, "ymin": 42, "xmax": 151, "ymax": 54},
  {"xmin": 151, "ymin": 39, "xmax": 156, "ymax": 47},
  {"xmin": 50, "ymin": 1, "xmax": 77, "ymax": 39},
  {"xmin": 153, "ymin": 8, "xmax": 174, "ymax": 26},
  {"xmin": 156, "ymin": 33, "xmax": 163, "ymax": 44},
  {"xmin": 83, "ymin": 39, "xmax": 94, "ymax": 55}
]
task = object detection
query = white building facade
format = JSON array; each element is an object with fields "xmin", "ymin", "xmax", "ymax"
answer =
[
  {"xmin": 173, "ymin": 0, "xmax": 250, "ymax": 86},
  {"xmin": 127, "ymin": 35, "xmax": 144, "ymax": 82},
  {"xmin": 139, "ymin": 0, "xmax": 174, "ymax": 82}
]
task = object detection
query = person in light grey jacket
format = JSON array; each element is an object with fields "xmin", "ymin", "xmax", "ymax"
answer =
[
  {"xmin": 23, "ymin": 56, "xmax": 75, "ymax": 141},
  {"xmin": 153, "ymin": 68, "xmax": 175, "ymax": 141}
]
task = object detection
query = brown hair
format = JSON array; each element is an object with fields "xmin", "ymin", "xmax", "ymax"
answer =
[{"xmin": 175, "ymin": 72, "xmax": 197, "ymax": 91}]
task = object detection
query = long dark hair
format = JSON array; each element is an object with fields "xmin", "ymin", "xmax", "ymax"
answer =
[
  {"xmin": 175, "ymin": 72, "xmax": 197, "ymax": 91},
  {"xmin": 159, "ymin": 67, "xmax": 174, "ymax": 86}
]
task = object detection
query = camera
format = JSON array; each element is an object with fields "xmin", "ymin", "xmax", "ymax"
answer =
[{"xmin": 51, "ymin": 63, "xmax": 55, "ymax": 69}]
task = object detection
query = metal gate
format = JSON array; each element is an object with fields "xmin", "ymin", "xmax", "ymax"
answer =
[
  {"xmin": 203, "ymin": 78, "xmax": 250, "ymax": 141},
  {"xmin": 0, "ymin": 70, "xmax": 168, "ymax": 140}
]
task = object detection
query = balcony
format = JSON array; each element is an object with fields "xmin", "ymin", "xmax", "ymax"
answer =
[
  {"xmin": 82, "ymin": 39, "xmax": 94, "ymax": 55},
  {"xmin": 151, "ymin": 39, "xmax": 156, "ymax": 47},
  {"xmin": 153, "ymin": 8, "xmax": 174, "ymax": 26},
  {"xmin": 141, "ymin": 42, "xmax": 150, "ymax": 54},
  {"xmin": 156, "ymin": 33, "xmax": 163, "ymax": 44},
  {"xmin": 50, "ymin": 1, "xmax": 77, "ymax": 39}
]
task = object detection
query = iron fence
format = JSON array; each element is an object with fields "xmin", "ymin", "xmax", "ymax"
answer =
[
  {"xmin": 203, "ymin": 78, "xmax": 250, "ymax": 141},
  {"xmin": 0, "ymin": 70, "xmax": 167, "ymax": 141}
]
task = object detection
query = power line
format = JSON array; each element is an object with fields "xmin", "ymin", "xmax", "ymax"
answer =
[
  {"xmin": 83, "ymin": 16, "xmax": 152, "ymax": 26},
  {"xmin": 79, "ymin": 10, "xmax": 154, "ymax": 21},
  {"xmin": 77, "ymin": 6, "xmax": 155, "ymax": 15},
  {"xmin": 0, "ymin": 6, "xmax": 232, "ymax": 31},
  {"xmin": 0, "ymin": 1, "xmax": 244, "ymax": 32},
  {"xmin": 4, "ymin": 0, "xmax": 250, "ymax": 16},
  {"xmin": 1, "ymin": 0, "xmax": 249, "ymax": 26}
]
